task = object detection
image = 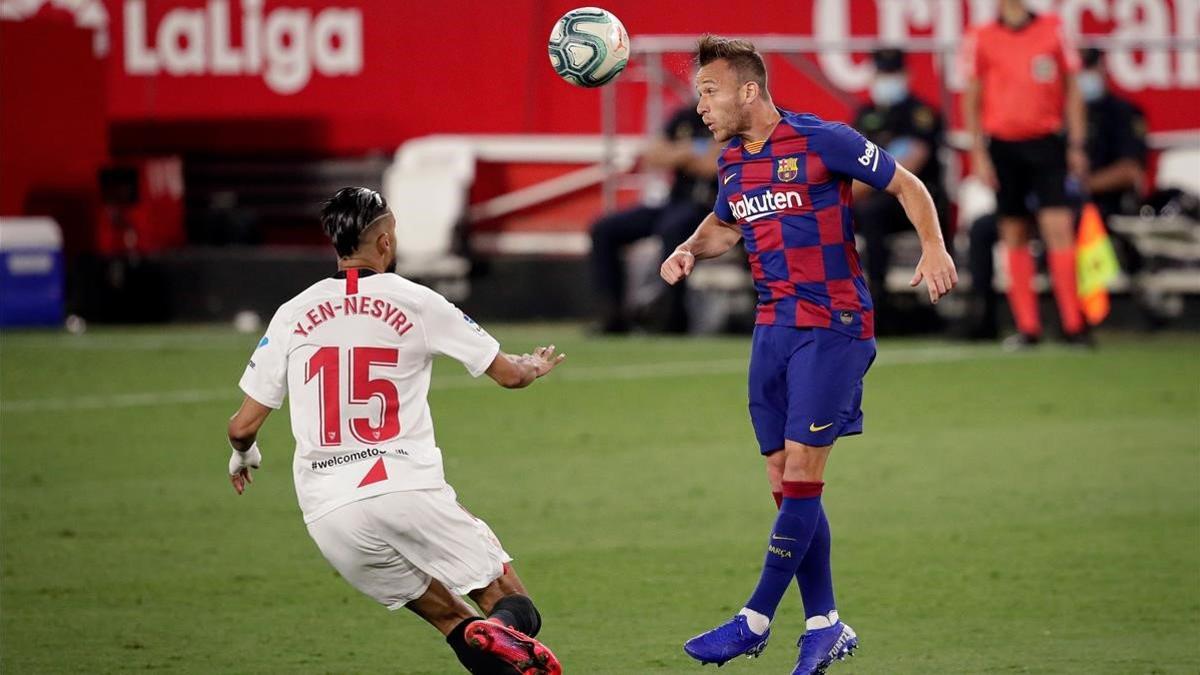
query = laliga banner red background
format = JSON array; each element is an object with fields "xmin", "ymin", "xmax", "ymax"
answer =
[{"xmin": 25, "ymin": 0, "xmax": 1200, "ymax": 152}]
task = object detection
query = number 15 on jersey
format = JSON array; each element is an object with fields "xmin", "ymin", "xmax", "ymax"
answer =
[{"xmin": 305, "ymin": 346, "xmax": 401, "ymax": 446}]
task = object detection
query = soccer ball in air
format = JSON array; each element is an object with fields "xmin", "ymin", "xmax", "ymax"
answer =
[{"xmin": 548, "ymin": 7, "xmax": 629, "ymax": 88}]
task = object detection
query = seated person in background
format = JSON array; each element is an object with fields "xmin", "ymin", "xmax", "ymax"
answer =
[
  {"xmin": 590, "ymin": 104, "xmax": 718, "ymax": 334},
  {"xmin": 1079, "ymin": 47, "xmax": 1147, "ymax": 217},
  {"xmin": 960, "ymin": 47, "xmax": 1150, "ymax": 340},
  {"xmin": 959, "ymin": 211, "xmax": 1003, "ymax": 340},
  {"xmin": 851, "ymin": 48, "xmax": 950, "ymax": 334}
]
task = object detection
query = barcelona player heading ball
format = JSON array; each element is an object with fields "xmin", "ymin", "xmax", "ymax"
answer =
[{"xmin": 663, "ymin": 35, "xmax": 956, "ymax": 674}]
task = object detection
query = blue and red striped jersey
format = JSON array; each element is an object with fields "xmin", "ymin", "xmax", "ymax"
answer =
[{"xmin": 714, "ymin": 110, "xmax": 897, "ymax": 339}]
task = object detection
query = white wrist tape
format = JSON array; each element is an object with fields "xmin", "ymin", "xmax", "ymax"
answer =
[{"xmin": 228, "ymin": 442, "xmax": 262, "ymax": 475}]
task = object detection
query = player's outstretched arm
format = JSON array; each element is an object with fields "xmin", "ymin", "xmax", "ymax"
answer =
[
  {"xmin": 227, "ymin": 395, "xmax": 272, "ymax": 495},
  {"xmin": 485, "ymin": 345, "xmax": 566, "ymax": 389},
  {"xmin": 660, "ymin": 212, "xmax": 741, "ymax": 285},
  {"xmin": 884, "ymin": 165, "xmax": 958, "ymax": 304}
]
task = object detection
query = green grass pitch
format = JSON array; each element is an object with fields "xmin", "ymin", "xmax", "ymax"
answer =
[{"xmin": 2, "ymin": 325, "xmax": 1197, "ymax": 673}]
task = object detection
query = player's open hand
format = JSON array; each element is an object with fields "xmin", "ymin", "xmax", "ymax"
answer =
[
  {"xmin": 971, "ymin": 149, "xmax": 998, "ymax": 191},
  {"xmin": 526, "ymin": 345, "xmax": 566, "ymax": 379},
  {"xmin": 1068, "ymin": 145, "xmax": 1090, "ymax": 180},
  {"xmin": 660, "ymin": 248, "xmax": 695, "ymax": 285},
  {"xmin": 228, "ymin": 443, "xmax": 262, "ymax": 495},
  {"xmin": 910, "ymin": 246, "xmax": 958, "ymax": 304}
]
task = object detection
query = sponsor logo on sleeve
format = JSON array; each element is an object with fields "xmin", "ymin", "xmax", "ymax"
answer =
[
  {"xmin": 462, "ymin": 313, "xmax": 487, "ymax": 336},
  {"xmin": 858, "ymin": 140, "xmax": 880, "ymax": 171}
]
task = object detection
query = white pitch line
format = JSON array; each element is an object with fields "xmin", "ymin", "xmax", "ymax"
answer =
[
  {"xmin": 2, "ymin": 335, "xmax": 255, "ymax": 351},
  {"xmin": 0, "ymin": 345, "xmax": 1019, "ymax": 414},
  {"xmin": 0, "ymin": 388, "xmax": 234, "ymax": 413}
]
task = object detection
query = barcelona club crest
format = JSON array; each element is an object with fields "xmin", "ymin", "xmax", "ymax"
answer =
[{"xmin": 776, "ymin": 157, "xmax": 799, "ymax": 182}]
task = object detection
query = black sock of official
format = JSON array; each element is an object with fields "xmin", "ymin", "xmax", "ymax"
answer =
[
  {"xmin": 488, "ymin": 594, "xmax": 542, "ymax": 637},
  {"xmin": 445, "ymin": 617, "xmax": 482, "ymax": 673}
]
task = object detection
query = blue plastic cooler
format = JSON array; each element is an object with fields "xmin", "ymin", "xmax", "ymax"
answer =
[{"xmin": 0, "ymin": 218, "xmax": 64, "ymax": 327}]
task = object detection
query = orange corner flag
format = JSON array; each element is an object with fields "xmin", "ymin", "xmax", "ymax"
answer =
[{"xmin": 1076, "ymin": 203, "xmax": 1121, "ymax": 326}]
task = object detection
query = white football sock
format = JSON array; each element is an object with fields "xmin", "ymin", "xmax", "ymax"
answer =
[
  {"xmin": 805, "ymin": 609, "xmax": 840, "ymax": 631},
  {"xmin": 738, "ymin": 607, "xmax": 771, "ymax": 635}
]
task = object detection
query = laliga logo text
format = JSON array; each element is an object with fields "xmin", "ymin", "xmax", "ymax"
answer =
[
  {"xmin": 123, "ymin": 0, "xmax": 363, "ymax": 95},
  {"xmin": 729, "ymin": 189, "xmax": 804, "ymax": 223}
]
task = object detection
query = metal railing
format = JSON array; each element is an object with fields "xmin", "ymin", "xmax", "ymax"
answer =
[{"xmin": 600, "ymin": 33, "xmax": 1200, "ymax": 213}]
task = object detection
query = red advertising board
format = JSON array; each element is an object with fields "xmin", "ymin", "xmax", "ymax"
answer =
[{"xmin": 47, "ymin": 0, "xmax": 1200, "ymax": 153}]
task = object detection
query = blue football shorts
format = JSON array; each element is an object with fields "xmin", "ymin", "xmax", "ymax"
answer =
[{"xmin": 747, "ymin": 325, "xmax": 877, "ymax": 454}]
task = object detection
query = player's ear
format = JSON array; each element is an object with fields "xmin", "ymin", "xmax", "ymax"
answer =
[
  {"xmin": 742, "ymin": 80, "xmax": 758, "ymax": 105},
  {"xmin": 375, "ymin": 226, "xmax": 392, "ymax": 258}
]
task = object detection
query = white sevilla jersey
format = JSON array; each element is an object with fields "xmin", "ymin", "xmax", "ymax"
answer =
[{"xmin": 239, "ymin": 269, "xmax": 500, "ymax": 523}]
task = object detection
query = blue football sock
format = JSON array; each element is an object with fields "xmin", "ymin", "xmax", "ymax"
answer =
[
  {"xmin": 796, "ymin": 506, "xmax": 836, "ymax": 620},
  {"xmin": 745, "ymin": 481, "xmax": 824, "ymax": 620}
]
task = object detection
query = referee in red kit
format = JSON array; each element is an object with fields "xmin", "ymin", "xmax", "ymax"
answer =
[{"xmin": 961, "ymin": 0, "xmax": 1089, "ymax": 347}]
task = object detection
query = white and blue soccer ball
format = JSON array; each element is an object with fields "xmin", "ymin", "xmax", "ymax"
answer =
[{"xmin": 548, "ymin": 7, "xmax": 629, "ymax": 88}]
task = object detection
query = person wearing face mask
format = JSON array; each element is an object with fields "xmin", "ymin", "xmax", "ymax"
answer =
[
  {"xmin": 851, "ymin": 48, "xmax": 949, "ymax": 334},
  {"xmin": 1078, "ymin": 47, "xmax": 1148, "ymax": 218},
  {"xmin": 957, "ymin": 47, "xmax": 1150, "ymax": 341},
  {"xmin": 589, "ymin": 103, "xmax": 719, "ymax": 334},
  {"xmin": 961, "ymin": 0, "xmax": 1090, "ymax": 348}
]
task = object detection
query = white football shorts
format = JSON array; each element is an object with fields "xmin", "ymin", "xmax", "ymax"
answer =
[{"xmin": 305, "ymin": 486, "xmax": 512, "ymax": 610}]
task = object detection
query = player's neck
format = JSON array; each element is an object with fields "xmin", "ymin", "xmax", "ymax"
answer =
[
  {"xmin": 999, "ymin": 2, "xmax": 1031, "ymax": 27},
  {"xmin": 740, "ymin": 104, "xmax": 782, "ymax": 144},
  {"xmin": 337, "ymin": 258, "xmax": 386, "ymax": 274}
]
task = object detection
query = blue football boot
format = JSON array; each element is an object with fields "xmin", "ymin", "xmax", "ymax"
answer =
[
  {"xmin": 683, "ymin": 615, "xmax": 770, "ymax": 666},
  {"xmin": 792, "ymin": 621, "xmax": 857, "ymax": 674}
]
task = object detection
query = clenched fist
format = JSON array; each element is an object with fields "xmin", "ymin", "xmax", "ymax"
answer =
[{"xmin": 660, "ymin": 248, "xmax": 695, "ymax": 286}]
